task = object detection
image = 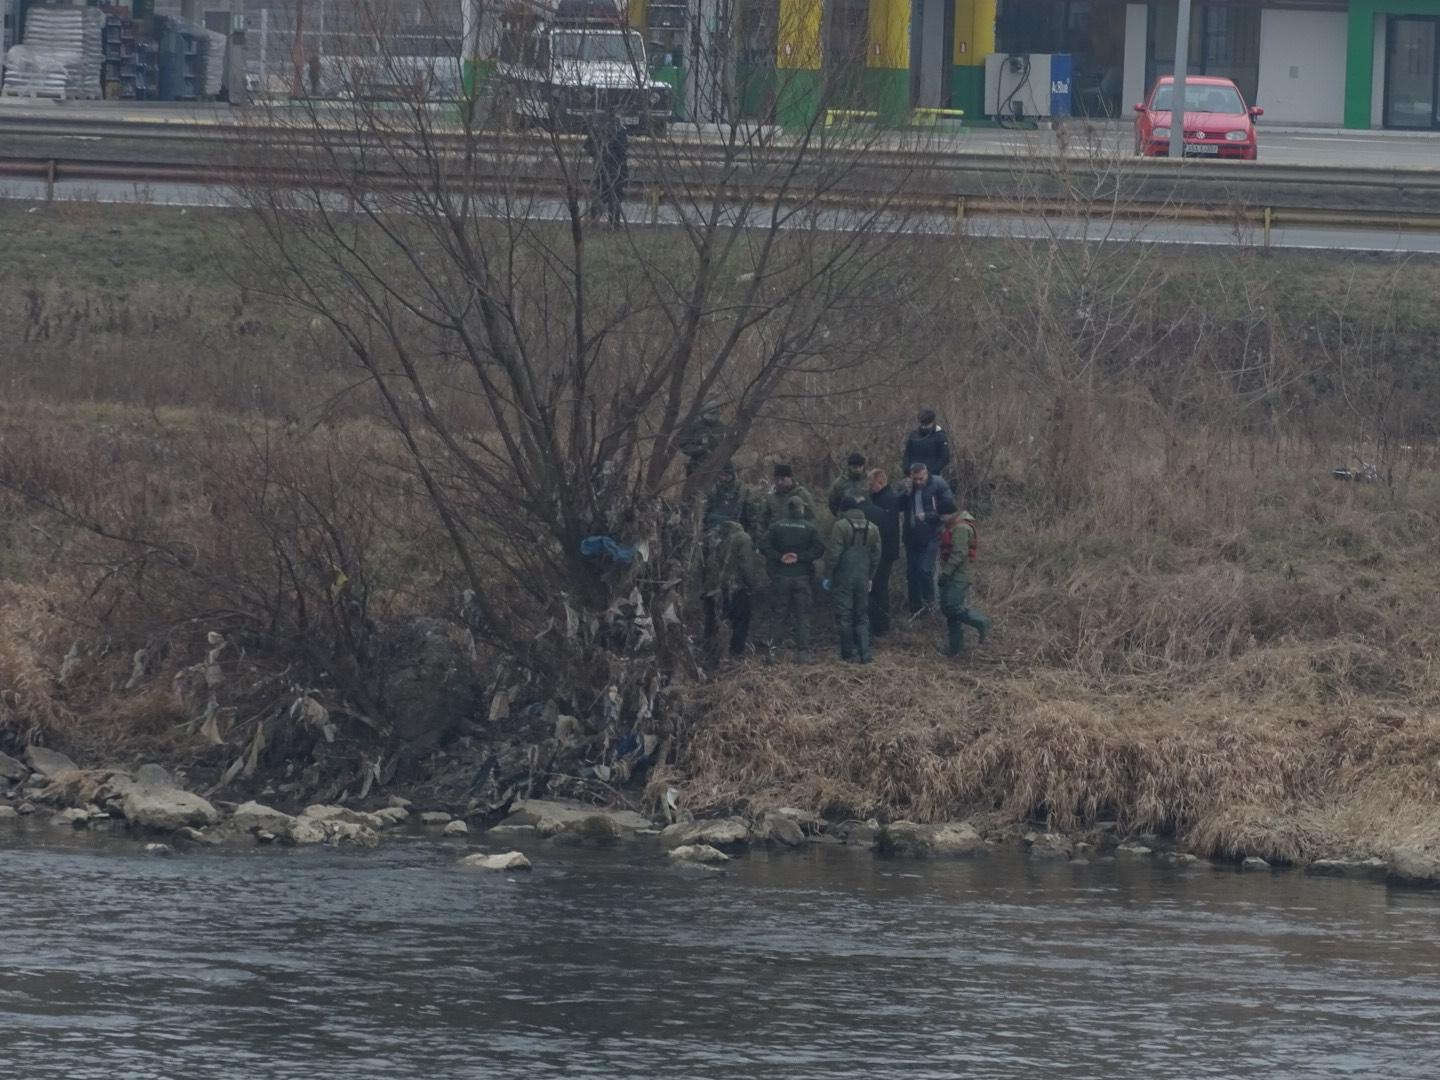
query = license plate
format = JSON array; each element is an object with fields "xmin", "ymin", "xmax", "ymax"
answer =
[{"xmin": 1184, "ymin": 144, "xmax": 1220, "ymax": 156}]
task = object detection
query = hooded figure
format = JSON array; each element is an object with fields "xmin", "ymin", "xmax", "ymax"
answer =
[{"xmin": 761, "ymin": 494, "xmax": 825, "ymax": 655}]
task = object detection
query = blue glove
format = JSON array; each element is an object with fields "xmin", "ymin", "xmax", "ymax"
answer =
[{"xmin": 821, "ymin": 578, "xmax": 832, "ymax": 592}]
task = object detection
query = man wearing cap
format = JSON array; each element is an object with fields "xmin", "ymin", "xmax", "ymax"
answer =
[
  {"xmin": 754, "ymin": 463, "xmax": 816, "ymax": 536},
  {"xmin": 827, "ymin": 452, "xmax": 870, "ymax": 517},
  {"xmin": 902, "ymin": 408, "xmax": 952, "ymax": 480},
  {"xmin": 824, "ymin": 495, "xmax": 881, "ymax": 663},
  {"xmin": 760, "ymin": 495, "xmax": 825, "ymax": 658},
  {"xmin": 902, "ymin": 462, "xmax": 956, "ymax": 615},
  {"xmin": 938, "ymin": 509, "xmax": 991, "ymax": 659}
]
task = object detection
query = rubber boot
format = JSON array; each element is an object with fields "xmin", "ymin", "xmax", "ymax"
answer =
[{"xmin": 961, "ymin": 610, "xmax": 991, "ymax": 645}]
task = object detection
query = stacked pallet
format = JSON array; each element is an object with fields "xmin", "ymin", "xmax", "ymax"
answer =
[{"xmin": 2, "ymin": 5, "xmax": 105, "ymax": 100}]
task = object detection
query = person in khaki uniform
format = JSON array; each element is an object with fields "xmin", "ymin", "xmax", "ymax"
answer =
[
  {"xmin": 823, "ymin": 495, "xmax": 881, "ymax": 663},
  {"xmin": 761, "ymin": 495, "xmax": 825, "ymax": 657},
  {"xmin": 938, "ymin": 510, "xmax": 991, "ymax": 659}
]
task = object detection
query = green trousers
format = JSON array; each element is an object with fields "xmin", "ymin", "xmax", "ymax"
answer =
[
  {"xmin": 834, "ymin": 572, "xmax": 872, "ymax": 661},
  {"xmin": 940, "ymin": 577, "xmax": 990, "ymax": 657},
  {"xmin": 768, "ymin": 575, "xmax": 814, "ymax": 649}
]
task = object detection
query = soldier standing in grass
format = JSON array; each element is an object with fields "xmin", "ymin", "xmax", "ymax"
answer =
[
  {"xmin": 761, "ymin": 495, "xmax": 825, "ymax": 660},
  {"xmin": 827, "ymin": 451, "xmax": 870, "ymax": 516},
  {"xmin": 938, "ymin": 509, "xmax": 991, "ymax": 659},
  {"xmin": 702, "ymin": 518, "xmax": 760, "ymax": 659},
  {"xmin": 823, "ymin": 495, "xmax": 881, "ymax": 663},
  {"xmin": 754, "ymin": 463, "xmax": 816, "ymax": 535}
]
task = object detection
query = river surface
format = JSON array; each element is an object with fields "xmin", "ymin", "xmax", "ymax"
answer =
[{"xmin": 2, "ymin": 829, "xmax": 1438, "ymax": 1079}]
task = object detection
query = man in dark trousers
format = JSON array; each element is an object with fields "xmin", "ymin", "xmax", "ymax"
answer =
[
  {"xmin": 902, "ymin": 461, "xmax": 955, "ymax": 615},
  {"xmin": 902, "ymin": 408, "xmax": 951, "ymax": 480},
  {"xmin": 584, "ymin": 110, "xmax": 628, "ymax": 227},
  {"xmin": 863, "ymin": 468, "xmax": 902, "ymax": 637}
]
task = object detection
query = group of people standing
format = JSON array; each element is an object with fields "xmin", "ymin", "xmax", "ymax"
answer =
[{"xmin": 699, "ymin": 409, "xmax": 991, "ymax": 664}]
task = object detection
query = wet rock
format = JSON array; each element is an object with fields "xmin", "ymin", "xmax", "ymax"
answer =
[
  {"xmin": 752, "ymin": 812, "xmax": 805, "ymax": 848},
  {"xmin": 279, "ymin": 817, "xmax": 327, "ymax": 845},
  {"xmin": 418, "ymin": 811, "xmax": 453, "ymax": 826},
  {"xmin": 24, "ymin": 746, "xmax": 79, "ymax": 778},
  {"xmin": 1024, "ymin": 832, "xmax": 1073, "ymax": 860},
  {"xmin": 808, "ymin": 833, "xmax": 842, "ymax": 846},
  {"xmin": 51, "ymin": 807, "xmax": 90, "ymax": 828},
  {"xmin": 301, "ymin": 805, "xmax": 384, "ymax": 830},
  {"xmin": 1387, "ymin": 847, "xmax": 1440, "ymax": 886},
  {"xmin": 0, "ymin": 751, "xmax": 28, "ymax": 781},
  {"xmin": 374, "ymin": 806, "xmax": 410, "ymax": 828},
  {"xmin": 231, "ymin": 801, "xmax": 294, "ymax": 833},
  {"xmin": 485, "ymin": 824, "xmax": 536, "ymax": 838},
  {"xmin": 551, "ymin": 815, "xmax": 623, "ymax": 847},
  {"xmin": 143, "ymin": 843, "xmax": 174, "ymax": 857},
  {"xmin": 328, "ymin": 822, "xmax": 380, "ymax": 848},
  {"xmin": 459, "ymin": 851, "xmax": 532, "ymax": 872},
  {"xmin": 1241, "ymin": 856, "xmax": 1271, "ymax": 870},
  {"xmin": 668, "ymin": 844, "xmax": 730, "ymax": 865},
  {"xmin": 255, "ymin": 830, "xmax": 278, "ymax": 845},
  {"xmin": 387, "ymin": 796, "xmax": 412, "ymax": 810},
  {"xmin": 1115, "ymin": 844, "xmax": 1153, "ymax": 858},
  {"xmin": 503, "ymin": 799, "xmax": 653, "ymax": 838},
  {"xmin": 176, "ymin": 827, "xmax": 220, "ymax": 846},
  {"xmin": 17, "ymin": 801, "xmax": 37, "ymax": 816},
  {"xmin": 112, "ymin": 770, "xmax": 219, "ymax": 832},
  {"xmin": 0, "ymin": 805, "xmax": 18, "ymax": 820},
  {"xmin": 1307, "ymin": 857, "xmax": 1388, "ymax": 879},
  {"xmin": 1158, "ymin": 852, "xmax": 1200, "ymax": 865},
  {"xmin": 839, "ymin": 822, "xmax": 879, "ymax": 848},
  {"xmin": 443, "ymin": 820, "xmax": 469, "ymax": 838},
  {"xmin": 877, "ymin": 821, "xmax": 985, "ymax": 858},
  {"xmin": 661, "ymin": 817, "xmax": 752, "ymax": 851},
  {"xmin": 771, "ymin": 807, "xmax": 823, "ymax": 835}
]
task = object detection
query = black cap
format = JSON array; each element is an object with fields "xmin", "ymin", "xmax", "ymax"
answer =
[
  {"xmin": 847, "ymin": 451, "xmax": 866, "ymax": 468},
  {"xmin": 773, "ymin": 463, "xmax": 793, "ymax": 478},
  {"xmin": 918, "ymin": 408, "xmax": 937, "ymax": 425},
  {"xmin": 842, "ymin": 494, "xmax": 867, "ymax": 511}
]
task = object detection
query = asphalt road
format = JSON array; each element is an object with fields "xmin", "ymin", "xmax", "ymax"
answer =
[
  {"xmin": 4, "ymin": 175, "xmax": 1438, "ymax": 255},
  {"xmin": 1, "ymin": 100, "xmax": 1437, "ymax": 170}
]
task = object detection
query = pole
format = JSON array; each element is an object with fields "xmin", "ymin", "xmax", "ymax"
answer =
[
  {"xmin": 1168, "ymin": 0, "xmax": 1191, "ymax": 159},
  {"xmin": 259, "ymin": 7, "xmax": 268, "ymax": 96}
]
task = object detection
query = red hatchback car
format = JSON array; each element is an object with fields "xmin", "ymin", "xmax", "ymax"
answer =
[{"xmin": 1134, "ymin": 75, "xmax": 1262, "ymax": 160}]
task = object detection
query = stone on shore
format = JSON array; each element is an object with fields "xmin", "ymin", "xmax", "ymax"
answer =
[
  {"xmin": 661, "ymin": 817, "xmax": 751, "ymax": 850},
  {"xmin": 1242, "ymin": 856, "xmax": 1271, "ymax": 870},
  {"xmin": 1387, "ymin": 846, "xmax": 1440, "ymax": 886},
  {"xmin": 443, "ymin": 819, "xmax": 469, "ymax": 837},
  {"xmin": 176, "ymin": 826, "xmax": 220, "ymax": 846},
  {"xmin": 1115, "ymin": 843, "xmax": 1154, "ymax": 858},
  {"xmin": 0, "ymin": 751, "xmax": 29, "ymax": 781},
  {"xmin": 503, "ymin": 799, "xmax": 653, "ymax": 838},
  {"xmin": 51, "ymin": 807, "xmax": 90, "ymax": 828},
  {"xmin": 0, "ymin": 805, "xmax": 18, "ymax": 819},
  {"xmin": 752, "ymin": 812, "xmax": 805, "ymax": 848},
  {"xmin": 279, "ymin": 817, "xmax": 328, "ymax": 845},
  {"xmin": 374, "ymin": 806, "xmax": 410, "ymax": 827},
  {"xmin": 1307, "ymin": 857, "xmax": 1388, "ymax": 879},
  {"xmin": 877, "ymin": 821, "xmax": 984, "ymax": 858},
  {"xmin": 551, "ymin": 814, "xmax": 624, "ymax": 847},
  {"xmin": 418, "ymin": 811, "xmax": 453, "ymax": 826},
  {"xmin": 144, "ymin": 842, "xmax": 174, "ymax": 857},
  {"xmin": 301, "ymin": 805, "xmax": 384, "ymax": 830},
  {"xmin": 387, "ymin": 796, "xmax": 412, "ymax": 810},
  {"xmin": 111, "ymin": 766, "xmax": 219, "ymax": 832},
  {"xmin": 669, "ymin": 844, "xmax": 730, "ymax": 864},
  {"xmin": 1024, "ymin": 832, "xmax": 1074, "ymax": 860},
  {"xmin": 24, "ymin": 746, "xmax": 79, "ymax": 778},
  {"xmin": 231, "ymin": 801, "xmax": 295, "ymax": 833},
  {"xmin": 459, "ymin": 851, "xmax": 532, "ymax": 872}
]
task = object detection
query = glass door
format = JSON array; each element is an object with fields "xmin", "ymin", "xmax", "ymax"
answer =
[{"xmin": 1386, "ymin": 17, "xmax": 1438, "ymax": 130}]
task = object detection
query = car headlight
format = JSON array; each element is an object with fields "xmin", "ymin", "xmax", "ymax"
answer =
[
  {"xmin": 1224, "ymin": 129, "xmax": 1247, "ymax": 141},
  {"xmin": 1153, "ymin": 126, "xmax": 1170, "ymax": 139}
]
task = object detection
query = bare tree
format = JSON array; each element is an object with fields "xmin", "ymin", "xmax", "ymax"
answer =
[{"xmin": 230, "ymin": 0, "xmax": 939, "ymax": 735}]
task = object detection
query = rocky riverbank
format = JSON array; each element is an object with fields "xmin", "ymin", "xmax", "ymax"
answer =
[{"xmin": 2, "ymin": 744, "xmax": 1433, "ymax": 888}]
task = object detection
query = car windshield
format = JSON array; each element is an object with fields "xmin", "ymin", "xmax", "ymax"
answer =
[
  {"xmin": 1151, "ymin": 84, "xmax": 1245, "ymax": 114},
  {"xmin": 552, "ymin": 30, "xmax": 644, "ymax": 64}
]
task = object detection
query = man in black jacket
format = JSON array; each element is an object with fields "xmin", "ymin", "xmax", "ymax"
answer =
[
  {"xmin": 901, "ymin": 462, "xmax": 956, "ymax": 615},
  {"xmin": 863, "ymin": 468, "xmax": 902, "ymax": 636},
  {"xmin": 902, "ymin": 408, "xmax": 951, "ymax": 480}
]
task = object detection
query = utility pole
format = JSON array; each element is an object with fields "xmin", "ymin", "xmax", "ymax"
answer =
[
  {"xmin": 1168, "ymin": 0, "xmax": 1191, "ymax": 159},
  {"xmin": 291, "ymin": 0, "xmax": 306, "ymax": 98}
]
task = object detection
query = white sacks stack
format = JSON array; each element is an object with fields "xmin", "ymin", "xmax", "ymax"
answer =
[{"xmin": 2, "ymin": 5, "xmax": 104, "ymax": 101}]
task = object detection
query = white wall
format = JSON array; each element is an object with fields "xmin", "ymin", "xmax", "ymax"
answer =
[
  {"xmin": 1371, "ymin": 15, "xmax": 1387, "ymax": 128},
  {"xmin": 1256, "ymin": 9, "xmax": 1347, "ymax": 126},
  {"xmin": 1122, "ymin": 3, "xmax": 1148, "ymax": 111}
]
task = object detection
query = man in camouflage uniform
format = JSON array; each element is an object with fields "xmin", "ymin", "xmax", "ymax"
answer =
[
  {"xmin": 702, "ymin": 518, "xmax": 760, "ymax": 658},
  {"xmin": 938, "ymin": 510, "xmax": 991, "ymax": 659},
  {"xmin": 761, "ymin": 494, "xmax": 825, "ymax": 657},
  {"xmin": 703, "ymin": 462, "xmax": 749, "ymax": 532},
  {"xmin": 824, "ymin": 494, "xmax": 881, "ymax": 663},
  {"xmin": 754, "ymin": 463, "xmax": 816, "ymax": 536},
  {"xmin": 827, "ymin": 452, "xmax": 870, "ymax": 516}
]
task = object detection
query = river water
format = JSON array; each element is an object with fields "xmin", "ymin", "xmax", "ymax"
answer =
[{"xmin": 2, "ymin": 830, "xmax": 1438, "ymax": 1079}]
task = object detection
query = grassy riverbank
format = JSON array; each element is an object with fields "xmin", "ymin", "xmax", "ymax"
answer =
[{"xmin": 2, "ymin": 201, "xmax": 1439, "ymax": 864}]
